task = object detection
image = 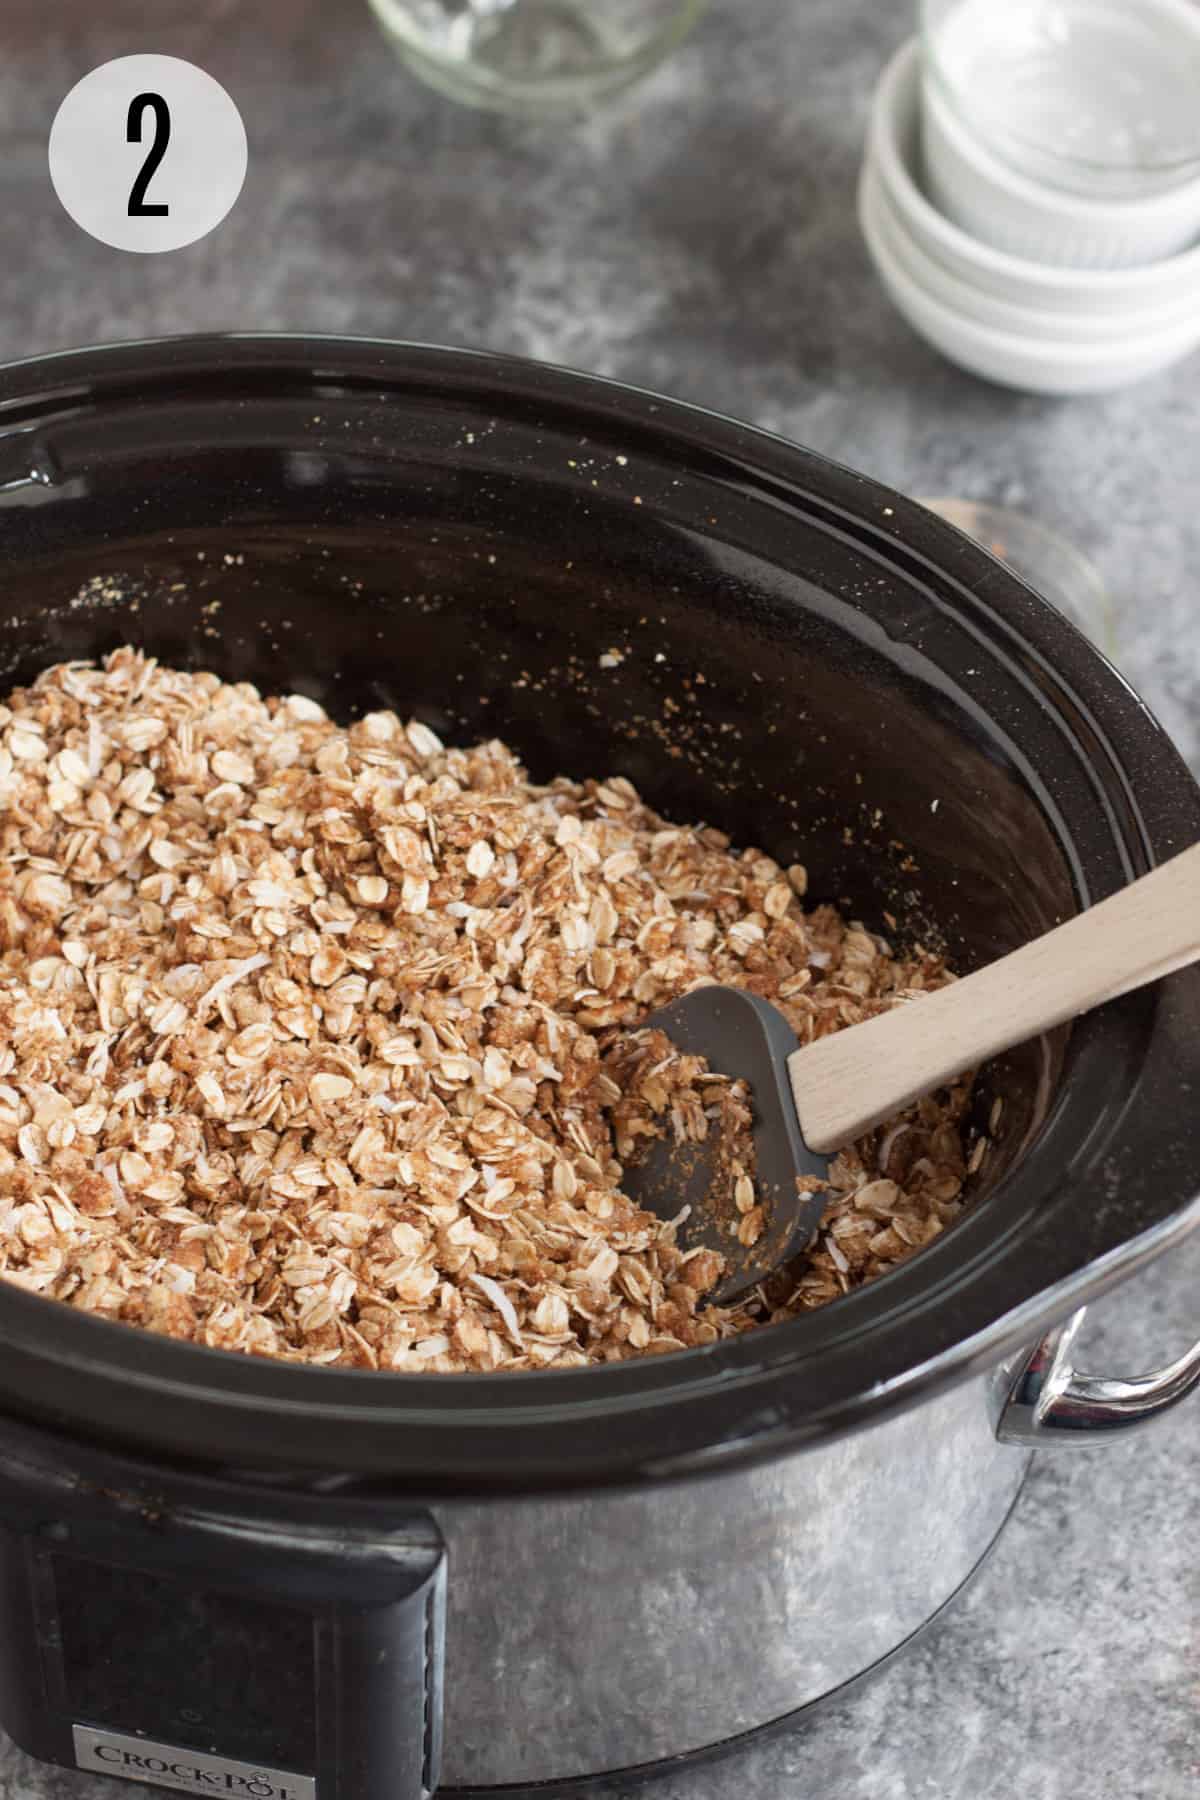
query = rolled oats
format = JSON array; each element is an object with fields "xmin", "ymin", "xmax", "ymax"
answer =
[{"xmin": 0, "ymin": 650, "xmax": 975, "ymax": 1372}]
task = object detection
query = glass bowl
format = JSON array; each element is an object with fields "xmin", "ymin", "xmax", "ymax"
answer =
[{"xmin": 366, "ymin": 0, "xmax": 709, "ymax": 115}]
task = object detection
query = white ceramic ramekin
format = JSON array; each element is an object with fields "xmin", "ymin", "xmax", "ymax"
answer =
[
  {"xmin": 869, "ymin": 42, "xmax": 1200, "ymax": 314},
  {"xmin": 858, "ymin": 159, "xmax": 1200, "ymax": 393},
  {"xmin": 921, "ymin": 62, "xmax": 1200, "ymax": 270},
  {"xmin": 861, "ymin": 166, "xmax": 1196, "ymax": 345}
]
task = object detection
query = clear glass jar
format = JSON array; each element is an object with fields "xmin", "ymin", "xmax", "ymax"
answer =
[
  {"xmin": 919, "ymin": 0, "xmax": 1200, "ymax": 199},
  {"xmin": 366, "ymin": 0, "xmax": 709, "ymax": 115}
]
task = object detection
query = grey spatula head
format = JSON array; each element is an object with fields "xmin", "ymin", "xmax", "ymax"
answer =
[{"xmin": 622, "ymin": 987, "xmax": 831, "ymax": 1305}]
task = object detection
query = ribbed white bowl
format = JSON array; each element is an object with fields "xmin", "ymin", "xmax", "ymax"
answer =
[
  {"xmin": 868, "ymin": 42, "xmax": 1200, "ymax": 314},
  {"xmin": 861, "ymin": 165, "xmax": 1196, "ymax": 344},
  {"xmin": 859, "ymin": 153, "xmax": 1200, "ymax": 393},
  {"xmin": 921, "ymin": 65, "xmax": 1200, "ymax": 270}
]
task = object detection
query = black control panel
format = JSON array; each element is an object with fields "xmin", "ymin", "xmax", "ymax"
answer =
[{"xmin": 0, "ymin": 1424, "xmax": 445, "ymax": 1800}]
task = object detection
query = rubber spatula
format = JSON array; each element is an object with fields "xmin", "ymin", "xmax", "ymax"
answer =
[{"xmin": 622, "ymin": 839, "xmax": 1200, "ymax": 1303}]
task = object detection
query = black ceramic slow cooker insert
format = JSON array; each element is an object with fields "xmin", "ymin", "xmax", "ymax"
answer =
[{"xmin": 0, "ymin": 337, "xmax": 1196, "ymax": 1799}]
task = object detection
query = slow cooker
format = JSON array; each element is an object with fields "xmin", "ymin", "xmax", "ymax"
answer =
[{"xmin": 0, "ymin": 336, "xmax": 1196, "ymax": 1799}]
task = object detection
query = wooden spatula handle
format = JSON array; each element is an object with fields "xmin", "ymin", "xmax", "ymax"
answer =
[{"xmin": 790, "ymin": 838, "xmax": 1200, "ymax": 1155}]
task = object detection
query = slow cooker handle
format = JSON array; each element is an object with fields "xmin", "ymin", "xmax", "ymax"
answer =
[{"xmin": 995, "ymin": 1307, "xmax": 1200, "ymax": 1444}]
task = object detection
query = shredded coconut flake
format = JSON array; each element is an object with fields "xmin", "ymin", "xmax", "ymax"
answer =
[
  {"xmin": 198, "ymin": 953, "xmax": 271, "ymax": 1012},
  {"xmin": 468, "ymin": 1273, "xmax": 523, "ymax": 1346}
]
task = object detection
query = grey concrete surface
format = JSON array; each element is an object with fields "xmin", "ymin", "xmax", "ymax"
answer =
[{"xmin": 0, "ymin": 1, "xmax": 1196, "ymax": 1796}]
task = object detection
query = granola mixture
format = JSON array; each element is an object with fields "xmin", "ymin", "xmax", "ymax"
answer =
[{"xmin": 0, "ymin": 650, "xmax": 973, "ymax": 1371}]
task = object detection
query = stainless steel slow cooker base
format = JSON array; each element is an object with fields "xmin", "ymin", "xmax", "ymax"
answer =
[
  {"xmin": 439, "ymin": 1474, "xmax": 1029, "ymax": 1795},
  {"xmin": 435, "ymin": 1372, "xmax": 1029, "ymax": 1787}
]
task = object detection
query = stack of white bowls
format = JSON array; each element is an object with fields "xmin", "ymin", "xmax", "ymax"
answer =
[{"xmin": 860, "ymin": 28, "xmax": 1200, "ymax": 395}]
